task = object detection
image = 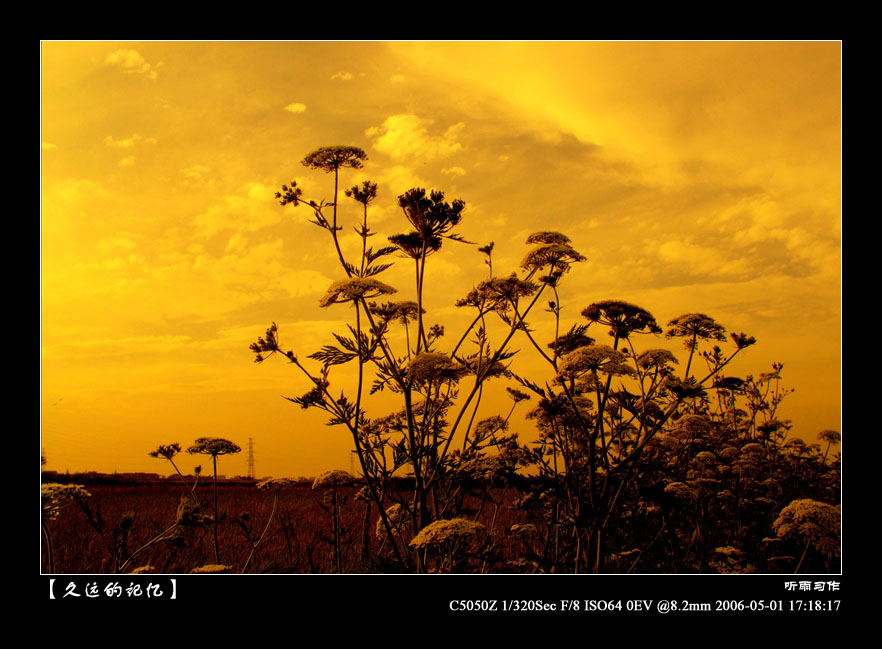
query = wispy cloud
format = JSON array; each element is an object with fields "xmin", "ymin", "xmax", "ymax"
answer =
[
  {"xmin": 193, "ymin": 182, "xmax": 282, "ymax": 237},
  {"xmin": 284, "ymin": 102, "xmax": 307, "ymax": 113},
  {"xmin": 330, "ymin": 71, "xmax": 353, "ymax": 81},
  {"xmin": 181, "ymin": 164, "xmax": 213, "ymax": 186},
  {"xmin": 104, "ymin": 49, "xmax": 162, "ymax": 80},
  {"xmin": 42, "ymin": 334, "xmax": 194, "ymax": 360},
  {"xmin": 366, "ymin": 115, "xmax": 464, "ymax": 161},
  {"xmin": 104, "ymin": 133, "xmax": 156, "ymax": 148}
]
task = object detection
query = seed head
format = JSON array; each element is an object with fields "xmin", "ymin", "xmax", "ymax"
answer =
[{"xmin": 149, "ymin": 443, "xmax": 181, "ymax": 460}]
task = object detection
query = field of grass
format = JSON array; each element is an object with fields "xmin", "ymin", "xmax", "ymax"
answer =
[{"xmin": 41, "ymin": 480, "xmax": 524, "ymax": 574}]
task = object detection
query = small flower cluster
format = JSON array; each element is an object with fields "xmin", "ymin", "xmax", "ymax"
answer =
[
  {"xmin": 376, "ymin": 503, "xmax": 410, "ymax": 541},
  {"xmin": 148, "ymin": 443, "xmax": 181, "ymax": 460},
  {"xmin": 506, "ymin": 387, "xmax": 531, "ymax": 403},
  {"xmin": 176, "ymin": 496, "xmax": 212, "ymax": 527}
]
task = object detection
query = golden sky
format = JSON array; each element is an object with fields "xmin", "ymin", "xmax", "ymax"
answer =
[{"xmin": 41, "ymin": 41, "xmax": 841, "ymax": 479}]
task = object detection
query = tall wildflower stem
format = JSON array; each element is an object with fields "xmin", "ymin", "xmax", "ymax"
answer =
[
  {"xmin": 286, "ymin": 311, "xmax": 409, "ymax": 568},
  {"xmin": 212, "ymin": 455, "xmax": 220, "ymax": 563},
  {"xmin": 328, "ymin": 166, "xmax": 351, "ymax": 277},
  {"xmin": 41, "ymin": 519, "xmax": 55, "ymax": 573},
  {"xmin": 168, "ymin": 457, "xmax": 200, "ymax": 506},
  {"xmin": 241, "ymin": 492, "xmax": 278, "ymax": 574},
  {"xmin": 417, "ymin": 243, "xmax": 430, "ymax": 352},
  {"xmin": 187, "ymin": 438, "xmax": 241, "ymax": 566},
  {"xmin": 431, "ymin": 282, "xmax": 549, "ymax": 483},
  {"xmin": 118, "ymin": 522, "xmax": 179, "ymax": 574}
]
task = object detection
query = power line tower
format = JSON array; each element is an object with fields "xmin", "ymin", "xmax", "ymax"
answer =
[{"xmin": 247, "ymin": 438, "xmax": 255, "ymax": 479}]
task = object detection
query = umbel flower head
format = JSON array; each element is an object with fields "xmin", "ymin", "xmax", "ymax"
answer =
[
  {"xmin": 557, "ymin": 345, "xmax": 635, "ymax": 379},
  {"xmin": 319, "ymin": 277, "xmax": 397, "ymax": 308},
  {"xmin": 456, "ymin": 274, "xmax": 540, "ymax": 309},
  {"xmin": 187, "ymin": 438, "xmax": 242, "ymax": 457},
  {"xmin": 636, "ymin": 349, "xmax": 679, "ymax": 370},
  {"xmin": 520, "ymin": 231, "xmax": 586, "ymax": 274},
  {"xmin": 581, "ymin": 300, "xmax": 662, "ymax": 338},
  {"xmin": 312, "ymin": 469, "xmax": 357, "ymax": 490},
  {"xmin": 525, "ymin": 231, "xmax": 573, "ymax": 246},
  {"xmin": 370, "ymin": 300, "xmax": 423, "ymax": 324},
  {"xmin": 666, "ymin": 313, "xmax": 728, "ymax": 350},
  {"xmin": 663, "ymin": 481, "xmax": 699, "ymax": 508},
  {"xmin": 406, "ymin": 352, "xmax": 468, "ymax": 383},
  {"xmin": 301, "ymin": 145, "xmax": 367, "ymax": 174},
  {"xmin": 817, "ymin": 429, "xmax": 841, "ymax": 446},
  {"xmin": 772, "ymin": 499, "xmax": 841, "ymax": 559},
  {"xmin": 409, "ymin": 518, "xmax": 485, "ymax": 549},
  {"xmin": 256, "ymin": 477, "xmax": 297, "ymax": 490},
  {"xmin": 42, "ymin": 483, "xmax": 91, "ymax": 521}
]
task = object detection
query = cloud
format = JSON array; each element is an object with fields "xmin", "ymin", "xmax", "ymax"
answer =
[
  {"xmin": 366, "ymin": 115, "xmax": 464, "ymax": 161},
  {"xmin": 653, "ymin": 239, "xmax": 750, "ymax": 279},
  {"xmin": 376, "ymin": 165, "xmax": 430, "ymax": 196},
  {"xmin": 441, "ymin": 166, "xmax": 466, "ymax": 176},
  {"xmin": 104, "ymin": 49, "xmax": 161, "ymax": 80},
  {"xmin": 42, "ymin": 335, "xmax": 194, "ymax": 360},
  {"xmin": 104, "ymin": 133, "xmax": 157, "ymax": 148},
  {"xmin": 284, "ymin": 102, "xmax": 307, "ymax": 113},
  {"xmin": 193, "ymin": 182, "xmax": 283, "ymax": 237},
  {"xmin": 96, "ymin": 236, "xmax": 137, "ymax": 254},
  {"xmin": 390, "ymin": 74, "xmax": 406, "ymax": 83},
  {"xmin": 330, "ymin": 72, "xmax": 353, "ymax": 81},
  {"xmin": 119, "ymin": 156, "xmax": 136, "ymax": 167},
  {"xmin": 42, "ymin": 142, "xmax": 56, "ymax": 150},
  {"xmin": 181, "ymin": 164, "xmax": 213, "ymax": 186}
]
